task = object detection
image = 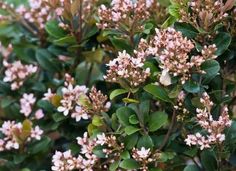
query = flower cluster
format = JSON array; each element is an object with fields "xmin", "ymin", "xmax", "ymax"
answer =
[
  {"xmin": 52, "ymin": 132, "xmax": 126, "ymax": 171},
  {"xmin": 46, "ymin": 0, "xmax": 98, "ymax": 30},
  {"xmin": 174, "ymin": 91, "xmax": 189, "ymax": 121},
  {"xmin": 104, "ymin": 50, "xmax": 150, "ymax": 87},
  {"xmin": 185, "ymin": 92, "xmax": 232, "ymax": 150},
  {"xmin": 0, "ymin": 120, "xmax": 43, "ymax": 151},
  {"xmin": 97, "ymin": 0, "xmax": 156, "ymax": 31},
  {"xmin": 52, "ymin": 150, "xmax": 81, "ymax": 171},
  {"xmin": 20, "ymin": 93, "xmax": 36, "ymax": 117},
  {"xmin": 56, "ymin": 78, "xmax": 110, "ymax": 122},
  {"xmin": 132, "ymin": 147, "xmax": 152, "ymax": 171},
  {"xmin": 3, "ymin": 60, "xmax": 37, "ymax": 90},
  {"xmin": 16, "ymin": 0, "xmax": 52, "ymax": 30},
  {"xmin": 178, "ymin": 0, "xmax": 234, "ymax": 34},
  {"xmin": 52, "ymin": 132, "xmax": 98, "ymax": 171},
  {"xmin": 137, "ymin": 28, "xmax": 217, "ymax": 84},
  {"xmin": 96, "ymin": 133, "xmax": 124, "ymax": 158}
]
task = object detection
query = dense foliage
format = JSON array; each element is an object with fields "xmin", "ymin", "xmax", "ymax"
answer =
[{"xmin": 0, "ymin": 0, "xmax": 236, "ymax": 171}]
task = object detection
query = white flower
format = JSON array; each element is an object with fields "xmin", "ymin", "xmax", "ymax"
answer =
[
  {"xmin": 43, "ymin": 88, "xmax": 54, "ymax": 100},
  {"xmin": 136, "ymin": 147, "xmax": 150, "ymax": 159},
  {"xmin": 71, "ymin": 106, "xmax": 89, "ymax": 122},
  {"xmin": 57, "ymin": 105, "xmax": 70, "ymax": 116},
  {"xmin": 96, "ymin": 133, "xmax": 107, "ymax": 145},
  {"xmin": 159, "ymin": 69, "xmax": 171, "ymax": 86},
  {"xmin": 30, "ymin": 126, "xmax": 43, "ymax": 140}
]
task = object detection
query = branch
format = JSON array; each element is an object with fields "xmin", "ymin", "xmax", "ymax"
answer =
[{"xmin": 158, "ymin": 109, "xmax": 177, "ymax": 151}]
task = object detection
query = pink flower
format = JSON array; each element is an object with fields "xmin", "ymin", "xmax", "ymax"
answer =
[
  {"xmin": 43, "ymin": 88, "xmax": 55, "ymax": 101},
  {"xmin": 20, "ymin": 93, "xmax": 36, "ymax": 117},
  {"xmin": 71, "ymin": 106, "xmax": 89, "ymax": 122},
  {"xmin": 30, "ymin": 125, "xmax": 43, "ymax": 140},
  {"xmin": 35, "ymin": 109, "xmax": 44, "ymax": 120}
]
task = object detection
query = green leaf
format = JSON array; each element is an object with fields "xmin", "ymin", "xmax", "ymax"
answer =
[
  {"xmin": 183, "ymin": 80, "xmax": 200, "ymax": 93},
  {"xmin": 110, "ymin": 89, "xmax": 128, "ymax": 100},
  {"xmin": 122, "ymin": 98, "xmax": 139, "ymax": 104},
  {"xmin": 144, "ymin": 84, "xmax": 171, "ymax": 103},
  {"xmin": 129, "ymin": 115, "xmax": 139, "ymax": 124},
  {"xmin": 20, "ymin": 169, "xmax": 31, "ymax": 171},
  {"xmin": 45, "ymin": 20, "xmax": 66, "ymax": 39},
  {"xmin": 109, "ymin": 161, "xmax": 120, "ymax": 171},
  {"xmin": 124, "ymin": 133, "xmax": 139, "ymax": 150},
  {"xmin": 169, "ymin": 85, "xmax": 182, "ymax": 98},
  {"xmin": 139, "ymin": 100, "xmax": 150, "ymax": 124},
  {"xmin": 83, "ymin": 48, "xmax": 104, "ymax": 63},
  {"xmin": 159, "ymin": 152, "xmax": 176, "ymax": 162},
  {"xmin": 162, "ymin": 16, "xmax": 177, "ymax": 28},
  {"xmin": 1, "ymin": 97, "xmax": 15, "ymax": 108},
  {"xmin": 93, "ymin": 146, "xmax": 106, "ymax": 158},
  {"xmin": 54, "ymin": 36, "xmax": 77, "ymax": 46},
  {"xmin": 191, "ymin": 97, "xmax": 204, "ymax": 109},
  {"xmin": 36, "ymin": 49, "xmax": 60, "ymax": 73},
  {"xmin": 168, "ymin": 5, "xmax": 180, "ymax": 18},
  {"xmin": 213, "ymin": 32, "xmax": 231, "ymax": 56},
  {"xmin": 37, "ymin": 100, "xmax": 54, "ymax": 113},
  {"xmin": 148, "ymin": 111, "xmax": 168, "ymax": 132},
  {"xmin": 125, "ymin": 126, "xmax": 140, "ymax": 135},
  {"xmin": 143, "ymin": 23, "xmax": 154, "ymax": 34},
  {"xmin": 92, "ymin": 115, "xmax": 103, "ymax": 127},
  {"xmin": 137, "ymin": 135, "xmax": 154, "ymax": 149},
  {"xmin": 150, "ymin": 169, "xmax": 162, "ymax": 171},
  {"xmin": 110, "ymin": 37, "xmax": 133, "ymax": 54},
  {"xmin": 201, "ymin": 60, "xmax": 220, "ymax": 83},
  {"xmin": 121, "ymin": 151, "xmax": 130, "ymax": 159},
  {"xmin": 184, "ymin": 165, "xmax": 200, "ymax": 171},
  {"xmin": 28, "ymin": 137, "xmax": 51, "ymax": 154},
  {"xmin": 200, "ymin": 150, "xmax": 217, "ymax": 171},
  {"xmin": 119, "ymin": 159, "xmax": 140, "ymax": 170},
  {"xmin": 116, "ymin": 107, "xmax": 135, "ymax": 126},
  {"xmin": 13, "ymin": 154, "xmax": 27, "ymax": 164},
  {"xmin": 174, "ymin": 22, "xmax": 198, "ymax": 38},
  {"xmin": 52, "ymin": 113, "xmax": 67, "ymax": 122}
]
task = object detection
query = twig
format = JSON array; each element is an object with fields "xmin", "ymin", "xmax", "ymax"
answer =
[{"xmin": 158, "ymin": 109, "xmax": 177, "ymax": 151}]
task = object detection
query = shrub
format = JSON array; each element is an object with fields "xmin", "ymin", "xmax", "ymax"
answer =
[{"xmin": 0, "ymin": 0, "xmax": 235, "ymax": 171}]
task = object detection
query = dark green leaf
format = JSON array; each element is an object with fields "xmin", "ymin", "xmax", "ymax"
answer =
[
  {"xmin": 28, "ymin": 137, "xmax": 51, "ymax": 154},
  {"xmin": 45, "ymin": 20, "xmax": 66, "ymax": 39},
  {"xmin": 144, "ymin": 84, "xmax": 172, "ymax": 103},
  {"xmin": 129, "ymin": 115, "xmax": 139, "ymax": 124},
  {"xmin": 137, "ymin": 135, "xmax": 154, "ymax": 149},
  {"xmin": 201, "ymin": 60, "xmax": 220, "ymax": 83},
  {"xmin": 110, "ymin": 37, "xmax": 133, "ymax": 54},
  {"xmin": 109, "ymin": 161, "xmax": 120, "ymax": 171},
  {"xmin": 116, "ymin": 107, "xmax": 135, "ymax": 126},
  {"xmin": 119, "ymin": 159, "xmax": 140, "ymax": 170},
  {"xmin": 36, "ymin": 49, "xmax": 60, "ymax": 73},
  {"xmin": 121, "ymin": 151, "xmax": 130, "ymax": 159},
  {"xmin": 213, "ymin": 32, "xmax": 231, "ymax": 56},
  {"xmin": 124, "ymin": 133, "xmax": 139, "ymax": 150},
  {"xmin": 148, "ymin": 111, "xmax": 168, "ymax": 132},
  {"xmin": 174, "ymin": 22, "xmax": 198, "ymax": 38},
  {"xmin": 200, "ymin": 150, "xmax": 217, "ymax": 171},
  {"xmin": 125, "ymin": 126, "xmax": 140, "ymax": 135},
  {"xmin": 183, "ymin": 80, "xmax": 200, "ymax": 93}
]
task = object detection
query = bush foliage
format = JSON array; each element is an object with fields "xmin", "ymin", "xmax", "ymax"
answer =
[{"xmin": 0, "ymin": 0, "xmax": 236, "ymax": 171}]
